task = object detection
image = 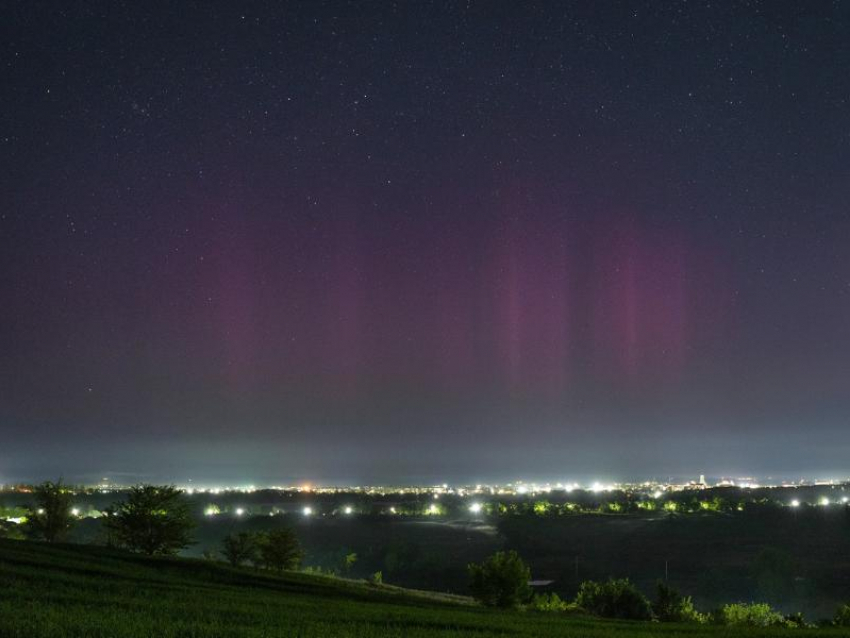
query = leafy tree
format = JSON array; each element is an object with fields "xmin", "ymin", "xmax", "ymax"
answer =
[
  {"xmin": 468, "ymin": 550, "xmax": 532, "ymax": 608},
  {"xmin": 258, "ymin": 527, "xmax": 303, "ymax": 573},
  {"xmin": 104, "ymin": 485, "xmax": 194, "ymax": 555},
  {"xmin": 532, "ymin": 500, "xmax": 550, "ymax": 515},
  {"xmin": 652, "ymin": 581, "xmax": 705, "ymax": 623},
  {"xmin": 221, "ymin": 531, "xmax": 259, "ymax": 567},
  {"xmin": 575, "ymin": 578, "xmax": 652, "ymax": 620},
  {"xmin": 24, "ymin": 479, "xmax": 75, "ymax": 543}
]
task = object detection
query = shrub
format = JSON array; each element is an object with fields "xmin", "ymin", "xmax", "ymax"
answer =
[
  {"xmin": 370, "ymin": 571, "xmax": 383, "ymax": 585},
  {"xmin": 784, "ymin": 612, "xmax": 807, "ymax": 628},
  {"xmin": 0, "ymin": 520, "xmax": 25, "ymax": 540},
  {"xmin": 715, "ymin": 602, "xmax": 785, "ymax": 627},
  {"xmin": 834, "ymin": 604, "xmax": 850, "ymax": 627},
  {"xmin": 468, "ymin": 551, "xmax": 532, "ymax": 608},
  {"xmin": 652, "ymin": 581, "xmax": 706, "ymax": 623},
  {"xmin": 529, "ymin": 593, "xmax": 568, "ymax": 612},
  {"xmin": 575, "ymin": 578, "xmax": 652, "ymax": 620}
]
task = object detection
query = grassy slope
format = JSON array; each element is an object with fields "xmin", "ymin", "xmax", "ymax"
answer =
[{"xmin": 0, "ymin": 540, "xmax": 844, "ymax": 638}]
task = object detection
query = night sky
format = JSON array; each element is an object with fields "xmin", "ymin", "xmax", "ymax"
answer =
[{"xmin": 2, "ymin": 2, "xmax": 850, "ymax": 485}]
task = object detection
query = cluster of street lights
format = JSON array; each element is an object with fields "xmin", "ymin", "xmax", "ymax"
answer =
[
  {"xmin": 203, "ymin": 501, "xmax": 488, "ymax": 518},
  {"xmin": 789, "ymin": 496, "xmax": 850, "ymax": 508}
]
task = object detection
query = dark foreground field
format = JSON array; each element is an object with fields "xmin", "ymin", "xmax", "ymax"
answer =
[{"xmin": 1, "ymin": 540, "xmax": 847, "ymax": 638}]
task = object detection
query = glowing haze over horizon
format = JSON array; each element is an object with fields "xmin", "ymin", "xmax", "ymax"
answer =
[{"xmin": 2, "ymin": 3, "xmax": 850, "ymax": 484}]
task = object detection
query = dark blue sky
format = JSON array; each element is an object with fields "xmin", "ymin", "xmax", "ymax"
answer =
[{"xmin": 2, "ymin": 2, "xmax": 849, "ymax": 484}]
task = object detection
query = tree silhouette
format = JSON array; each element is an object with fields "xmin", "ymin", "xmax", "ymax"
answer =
[
  {"xmin": 258, "ymin": 528, "xmax": 303, "ymax": 573},
  {"xmin": 104, "ymin": 485, "xmax": 194, "ymax": 555},
  {"xmin": 24, "ymin": 479, "xmax": 75, "ymax": 543}
]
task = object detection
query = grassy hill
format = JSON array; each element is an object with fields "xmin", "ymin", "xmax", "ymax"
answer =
[{"xmin": 0, "ymin": 539, "xmax": 845, "ymax": 637}]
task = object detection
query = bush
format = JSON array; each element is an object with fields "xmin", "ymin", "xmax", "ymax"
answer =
[
  {"xmin": 529, "ymin": 593, "xmax": 568, "ymax": 612},
  {"xmin": 834, "ymin": 604, "xmax": 850, "ymax": 627},
  {"xmin": 0, "ymin": 520, "xmax": 25, "ymax": 540},
  {"xmin": 652, "ymin": 581, "xmax": 706, "ymax": 623},
  {"xmin": 715, "ymin": 602, "xmax": 786, "ymax": 627},
  {"xmin": 468, "ymin": 551, "xmax": 532, "ymax": 608},
  {"xmin": 784, "ymin": 612, "xmax": 807, "ymax": 628},
  {"xmin": 370, "ymin": 571, "xmax": 383, "ymax": 585},
  {"xmin": 575, "ymin": 578, "xmax": 652, "ymax": 620}
]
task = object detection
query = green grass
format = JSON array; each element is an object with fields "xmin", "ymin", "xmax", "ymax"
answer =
[{"xmin": 0, "ymin": 539, "xmax": 844, "ymax": 637}]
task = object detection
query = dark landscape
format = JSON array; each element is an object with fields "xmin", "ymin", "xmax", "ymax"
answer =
[{"xmin": 3, "ymin": 1, "xmax": 850, "ymax": 635}]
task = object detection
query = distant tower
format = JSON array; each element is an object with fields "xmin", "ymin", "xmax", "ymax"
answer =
[{"xmin": 699, "ymin": 474, "xmax": 706, "ymax": 486}]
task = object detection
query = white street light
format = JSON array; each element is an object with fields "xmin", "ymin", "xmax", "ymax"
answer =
[{"xmin": 469, "ymin": 502, "xmax": 482, "ymax": 514}]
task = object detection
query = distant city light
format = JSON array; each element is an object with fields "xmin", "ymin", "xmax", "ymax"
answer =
[
  {"xmin": 303, "ymin": 506, "xmax": 312, "ymax": 516},
  {"xmin": 235, "ymin": 507, "xmax": 244, "ymax": 516},
  {"xmin": 842, "ymin": 497, "xmax": 849, "ymax": 504},
  {"xmin": 37, "ymin": 508, "xmax": 45, "ymax": 515},
  {"xmin": 790, "ymin": 500, "xmax": 800, "ymax": 508},
  {"xmin": 820, "ymin": 497, "xmax": 830, "ymax": 506},
  {"xmin": 652, "ymin": 490, "xmax": 663, "ymax": 499},
  {"xmin": 469, "ymin": 502, "xmax": 482, "ymax": 514},
  {"xmin": 516, "ymin": 485, "xmax": 528, "ymax": 495},
  {"xmin": 343, "ymin": 506, "xmax": 353, "ymax": 515}
]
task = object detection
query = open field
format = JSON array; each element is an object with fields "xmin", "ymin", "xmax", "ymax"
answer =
[{"xmin": 0, "ymin": 539, "xmax": 847, "ymax": 638}]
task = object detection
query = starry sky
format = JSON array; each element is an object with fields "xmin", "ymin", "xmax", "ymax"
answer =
[{"xmin": 2, "ymin": 2, "xmax": 850, "ymax": 485}]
